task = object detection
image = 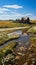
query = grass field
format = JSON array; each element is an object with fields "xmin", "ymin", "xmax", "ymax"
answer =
[
  {"xmin": 31, "ymin": 20, "xmax": 36, "ymax": 23},
  {"xmin": 0, "ymin": 20, "xmax": 36, "ymax": 28},
  {"xmin": 0, "ymin": 42, "xmax": 17, "ymax": 52},
  {"xmin": 0, "ymin": 20, "xmax": 28, "ymax": 28},
  {"xmin": 0, "ymin": 20, "xmax": 36, "ymax": 65}
]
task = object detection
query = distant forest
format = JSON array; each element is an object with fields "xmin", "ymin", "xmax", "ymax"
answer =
[{"xmin": 9, "ymin": 17, "xmax": 36, "ymax": 24}]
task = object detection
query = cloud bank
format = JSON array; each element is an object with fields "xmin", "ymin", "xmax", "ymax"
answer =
[
  {"xmin": 0, "ymin": 5, "xmax": 36, "ymax": 20},
  {"xmin": 3, "ymin": 5, "xmax": 23, "ymax": 9}
]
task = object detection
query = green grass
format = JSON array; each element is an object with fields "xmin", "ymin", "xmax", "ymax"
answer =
[
  {"xmin": 27, "ymin": 26, "xmax": 36, "ymax": 33},
  {"xmin": 0, "ymin": 41, "xmax": 18, "ymax": 64},
  {"xmin": 0, "ymin": 34, "xmax": 19, "ymax": 46},
  {"xmin": 0, "ymin": 42, "xmax": 18, "ymax": 52}
]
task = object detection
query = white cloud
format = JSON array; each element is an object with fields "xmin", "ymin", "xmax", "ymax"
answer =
[
  {"xmin": 0, "ymin": 8, "xmax": 9, "ymax": 13},
  {"xmin": 0, "ymin": 8, "xmax": 8, "ymax": 14},
  {"xmin": 24, "ymin": 13, "xmax": 36, "ymax": 20},
  {"xmin": 26, "ymin": 13, "xmax": 32, "ymax": 16},
  {"xmin": 0, "ymin": 8, "xmax": 8, "ymax": 11},
  {"xmin": 0, "ymin": 11, "xmax": 3, "ymax": 13},
  {"xmin": 0, "ymin": 12, "xmax": 23, "ymax": 20},
  {"xmin": 3, "ymin": 5, "xmax": 23, "ymax": 9},
  {"xmin": 0, "ymin": 5, "xmax": 36, "ymax": 20},
  {"xmin": 30, "ymin": 16, "xmax": 36, "ymax": 20},
  {"xmin": 25, "ymin": 13, "xmax": 32, "ymax": 16},
  {"xmin": 11, "ymin": 12, "xmax": 22, "ymax": 16},
  {"xmin": 0, "ymin": 10, "xmax": 36, "ymax": 20}
]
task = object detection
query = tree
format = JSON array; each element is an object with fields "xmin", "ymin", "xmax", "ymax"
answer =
[
  {"xmin": 20, "ymin": 17, "xmax": 24, "ymax": 23},
  {"xmin": 20, "ymin": 17, "xmax": 31, "ymax": 24},
  {"xmin": 26, "ymin": 17, "xmax": 30, "ymax": 24}
]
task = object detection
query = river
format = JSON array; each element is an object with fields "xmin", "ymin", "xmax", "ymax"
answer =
[{"xmin": 0, "ymin": 30, "xmax": 30, "ymax": 49}]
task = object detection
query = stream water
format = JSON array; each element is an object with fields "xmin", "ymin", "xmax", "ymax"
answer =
[{"xmin": 0, "ymin": 30, "xmax": 30, "ymax": 49}]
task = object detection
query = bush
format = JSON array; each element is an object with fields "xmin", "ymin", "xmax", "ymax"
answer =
[{"xmin": 5, "ymin": 49, "xmax": 12, "ymax": 56}]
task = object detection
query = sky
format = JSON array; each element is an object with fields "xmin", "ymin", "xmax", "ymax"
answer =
[{"xmin": 0, "ymin": 0, "xmax": 36, "ymax": 20}]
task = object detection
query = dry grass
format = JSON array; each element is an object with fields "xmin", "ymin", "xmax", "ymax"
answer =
[
  {"xmin": 31, "ymin": 20, "xmax": 36, "ymax": 23},
  {"xmin": 0, "ymin": 20, "xmax": 30, "ymax": 28},
  {"xmin": 0, "ymin": 20, "xmax": 25, "ymax": 28}
]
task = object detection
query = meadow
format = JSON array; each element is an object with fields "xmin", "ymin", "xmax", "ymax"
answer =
[
  {"xmin": 0, "ymin": 20, "xmax": 36, "ymax": 65},
  {"xmin": 0, "ymin": 20, "xmax": 28, "ymax": 28}
]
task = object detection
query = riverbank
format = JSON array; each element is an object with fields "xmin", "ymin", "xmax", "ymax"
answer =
[{"xmin": 0, "ymin": 34, "xmax": 20, "ymax": 46}]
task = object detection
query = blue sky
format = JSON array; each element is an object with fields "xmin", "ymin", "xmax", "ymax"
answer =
[{"xmin": 0, "ymin": 0, "xmax": 36, "ymax": 20}]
